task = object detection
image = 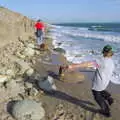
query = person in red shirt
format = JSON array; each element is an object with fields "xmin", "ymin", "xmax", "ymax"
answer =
[{"xmin": 34, "ymin": 19, "xmax": 45, "ymax": 47}]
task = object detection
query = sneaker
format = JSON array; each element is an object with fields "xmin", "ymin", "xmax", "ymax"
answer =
[
  {"xmin": 99, "ymin": 109, "xmax": 111, "ymax": 117},
  {"xmin": 107, "ymin": 97, "xmax": 114, "ymax": 106}
]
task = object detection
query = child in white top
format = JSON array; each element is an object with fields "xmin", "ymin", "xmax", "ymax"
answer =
[
  {"xmin": 92, "ymin": 45, "xmax": 115, "ymax": 117},
  {"xmin": 59, "ymin": 45, "xmax": 115, "ymax": 117}
]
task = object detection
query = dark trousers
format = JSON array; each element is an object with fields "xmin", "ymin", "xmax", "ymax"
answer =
[{"xmin": 92, "ymin": 90, "xmax": 112, "ymax": 113}]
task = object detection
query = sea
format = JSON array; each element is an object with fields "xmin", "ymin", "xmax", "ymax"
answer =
[{"xmin": 50, "ymin": 23, "xmax": 120, "ymax": 82}]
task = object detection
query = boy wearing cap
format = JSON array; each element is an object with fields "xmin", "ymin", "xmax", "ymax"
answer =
[
  {"xmin": 59, "ymin": 45, "xmax": 114, "ymax": 117},
  {"xmin": 92, "ymin": 45, "xmax": 114, "ymax": 117}
]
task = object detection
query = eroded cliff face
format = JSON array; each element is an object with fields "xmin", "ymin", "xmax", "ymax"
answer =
[{"xmin": 0, "ymin": 6, "xmax": 35, "ymax": 47}]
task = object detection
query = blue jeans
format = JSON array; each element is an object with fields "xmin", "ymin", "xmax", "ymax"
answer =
[
  {"xmin": 37, "ymin": 35, "xmax": 43, "ymax": 45},
  {"xmin": 36, "ymin": 29, "xmax": 44, "ymax": 45}
]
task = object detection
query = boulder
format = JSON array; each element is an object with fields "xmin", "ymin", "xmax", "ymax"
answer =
[
  {"xmin": 6, "ymin": 69, "xmax": 15, "ymax": 76},
  {"xmin": 24, "ymin": 82, "xmax": 33, "ymax": 89},
  {"xmin": 0, "ymin": 75, "xmax": 8, "ymax": 83},
  {"xmin": 15, "ymin": 51, "xmax": 26, "ymax": 59},
  {"xmin": 34, "ymin": 73, "xmax": 41, "ymax": 80},
  {"xmin": 38, "ymin": 76, "xmax": 57, "ymax": 92},
  {"xmin": 29, "ymin": 87, "xmax": 39, "ymax": 96},
  {"xmin": 26, "ymin": 43, "xmax": 35, "ymax": 49},
  {"xmin": 23, "ymin": 47, "xmax": 35, "ymax": 57},
  {"xmin": 15, "ymin": 60, "xmax": 30, "ymax": 74},
  {"xmin": 0, "ymin": 80, "xmax": 25, "ymax": 102},
  {"xmin": 35, "ymin": 50, "xmax": 40, "ymax": 55},
  {"xmin": 53, "ymin": 47, "xmax": 66, "ymax": 54},
  {"xmin": 11, "ymin": 100, "xmax": 45, "ymax": 120},
  {"xmin": 25, "ymin": 68, "xmax": 34, "ymax": 77},
  {"xmin": 6, "ymin": 80, "xmax": 25, "ymax": 94}
]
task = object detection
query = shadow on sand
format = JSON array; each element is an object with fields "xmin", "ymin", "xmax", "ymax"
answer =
[
  {"xmin": 22, "ymin": 70, "xmax": 103, "ymax": 117},
  {"xmin": 43, "ymin": 90, "xmax": 101, "ymax": 114},
  {"xmin": 41, "ymin": 70, "xmax": 103, "ymax": 115}
]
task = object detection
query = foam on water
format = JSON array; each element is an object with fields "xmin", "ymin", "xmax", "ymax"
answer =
[{"xmin": 60, "ymin": 29, "xmax": 120, "ymax": 43}]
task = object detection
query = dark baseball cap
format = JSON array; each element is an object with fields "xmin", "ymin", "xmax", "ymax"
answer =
[{"xmin": 102, "ymin": 45, "xmax": 114, "ymax": 53}]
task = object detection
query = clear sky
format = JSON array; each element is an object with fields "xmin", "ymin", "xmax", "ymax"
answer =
[{"xmin": 0, "ymin": 0, "xmax": 120, "ymax": 23}]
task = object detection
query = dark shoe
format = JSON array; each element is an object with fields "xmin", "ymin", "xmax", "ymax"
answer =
[
  {"xmin": 107, "ymin": 97, "xmax": 114, "ymax": 106},
  {"xmin": 99, "ymin": 109, "xmax": 111, "ymax": 117}
]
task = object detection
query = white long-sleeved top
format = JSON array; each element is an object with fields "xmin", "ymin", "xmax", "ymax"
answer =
[{"xmin": 92, "ymin": 57, "xmax": 115, "ymax": 91}]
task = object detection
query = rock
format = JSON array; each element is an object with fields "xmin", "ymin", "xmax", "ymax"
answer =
[
  {"xmin": 93, "ymin": 113, "xmax": 103, "ymax": 120},
  {"xmin": 79, "ymin": 111, "xmax": 85, "ymax": 120},
  {"xmin": 25, "ymin": 68, "xmax": 34, "ymax": 77},
  {"xmin": 31, "ymin": 59, "xmax": 36, "ymax": 65},
  {"xmin": 0, "ymin": 67, "xmax": 6, "ymax": 75},
  {"xmin": 30, "ymin": 87, "xmax": 39, "ymax": 96},
  {"xmin": 23, "ymin": 47, "xmax": 35, "ymax": 57},
  {"xmin": 34, "ymin": 73, "xmax": 41, "ymax": 80},
  {"xmin": 6, "ymin": 80, "xmax": 25, "ymax": 94},
  {"xmin": 11, "ymin": 100, "xmax": 45, "ymax": 120},
  {"xmin": 35, "ymin": 51, "xmax": 40, "ymax": 55},
  {"xmin": 38, "ymin": 76, "xmax": 57, "ymax": 92},
  {"xmin": 6, "ymin": 80, "xmax": 17, "ymax": 89},
  {"xmin": 85, "ymin": 111, "xmax": 94, "ymax": 120},
  {"xmin": 0, "ymin": 80, "xmax": 25, "ymax": 102},
  {"xmin": 51, "ymin": 52, "xmax": 67, "ymax": 66},
  {"xmin": 53, "ymin": 47, "xmax": 66, "ymax": 54},
  {"xmin": 26, "ymin": 43, "xmax": 35, "ymax": 49},
  {"xmin": 6, "ymin": 69, "xmax": 15, "ymax": 76},
  {"xmin": 15, "ymin": 60, "xmax": 30, "ymax": 74},
  {"xmin": 16, "ymin": 51, "xmax": 26, "ymax": 59},
  {"xmin": 15, "ymin": 77, "xmax": 23, "ymax": 83},
  {"xmin": 24, "ymin": 82, "xmax": 33, "ymax": 89},
  {"xmin": 0, "ymin": 75, "xmax": 8, "ymax": 83}
]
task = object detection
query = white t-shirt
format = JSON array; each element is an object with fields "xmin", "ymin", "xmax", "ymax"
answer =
[{"xmin": 92, "ymin": 57, "xmax": 115, "ymax": 91}]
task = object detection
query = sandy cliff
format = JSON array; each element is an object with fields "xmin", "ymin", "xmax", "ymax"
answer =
[{"xmin": 0, "ymin": 6, "xmax": 35, "ymax": 47}]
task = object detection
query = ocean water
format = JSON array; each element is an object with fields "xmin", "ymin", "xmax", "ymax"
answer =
[{"xmin": 50, "ymin": 23, "xmax": 120, "ymax": 80}]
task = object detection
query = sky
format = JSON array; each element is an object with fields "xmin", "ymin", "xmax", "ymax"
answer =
[{"xmin": 0, "ymin": 0, "xmax": 120, "ymax": 23}]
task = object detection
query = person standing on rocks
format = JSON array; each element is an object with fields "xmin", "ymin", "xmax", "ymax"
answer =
[{"xmin": 34, "ymin": 19, "xmax": 45, "ymax": 48}]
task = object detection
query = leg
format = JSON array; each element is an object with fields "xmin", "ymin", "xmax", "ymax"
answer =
[
  {"xmin": 40, "ymin": 34, "xmax": 43, "ymax": 43},
  {"xmin": 58, "ymin": 65, "xmax": 68, "ymax": 79},
  {"xmin": 59, "ymin": 66, "xmax": 65, "ymax": 77},
  {"xmin": 59, "ymin": 66, "xmax": 63, "ymax": 77},
  {"xmin": 58, "ymin": 66, "xmax": 64, "ymax": 80},
  {"xmin": 101, "ymin": 90, "xmax": 114, "ymax": 105},
  {"xmin": 92, "ymin": 90, "xmax": 111, "ymax": 117},
  {"xmin": 41, "ymin": 33, "xmax": 44, "ymax": 43},
  {"xmin": 37, "ymin": 37, "xmax": 41, "ymax": 46}
]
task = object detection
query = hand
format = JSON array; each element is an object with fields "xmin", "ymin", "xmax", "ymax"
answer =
[{"xmin": 88, "ymin": 61, "xmax": 99, "ymax": 68}]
